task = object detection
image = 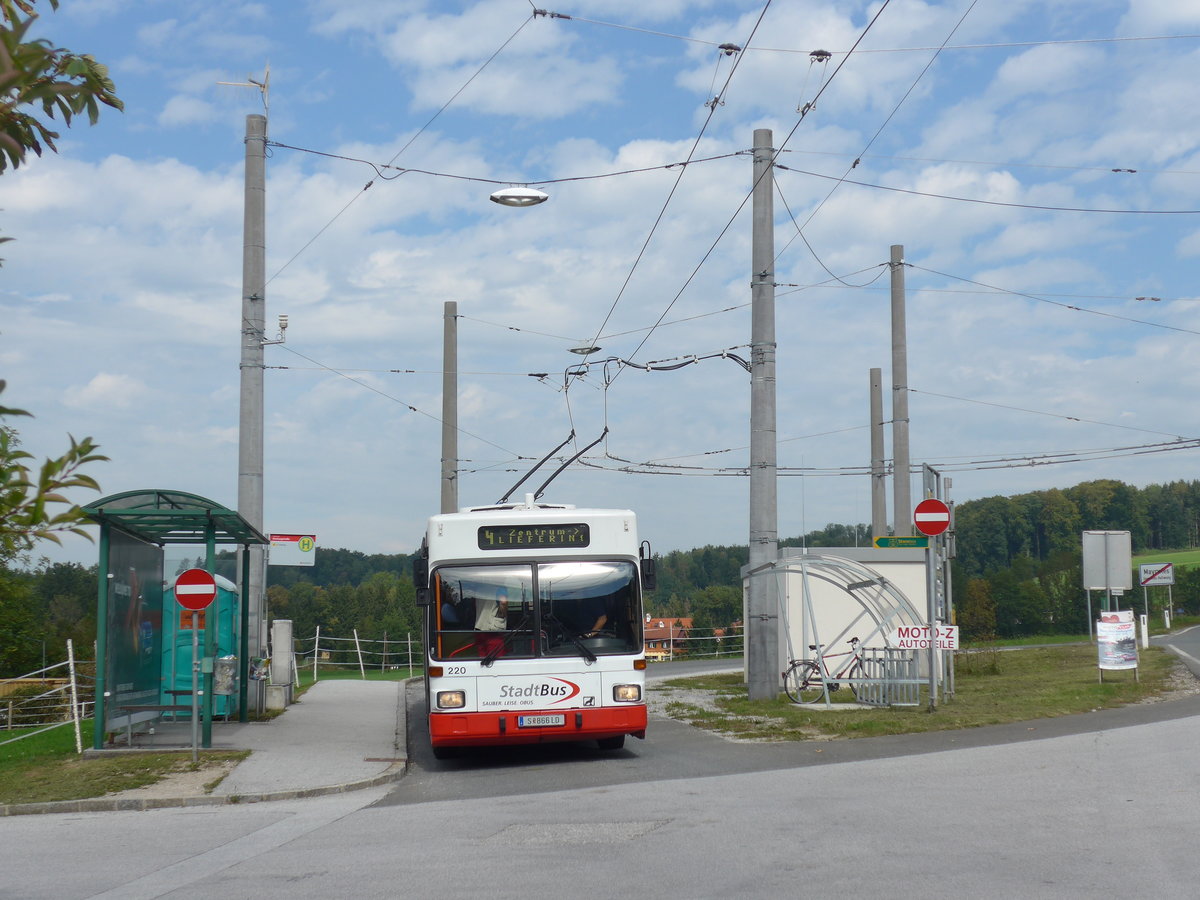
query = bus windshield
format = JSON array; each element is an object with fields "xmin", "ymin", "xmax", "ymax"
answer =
[{"xmin": 432, "ymin": 560, "xmax": 640, "ymax": 661}]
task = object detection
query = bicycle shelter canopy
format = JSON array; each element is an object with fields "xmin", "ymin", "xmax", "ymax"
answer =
[
  {"xmin": 745, "ymin": 546, "xmax": 931, "ymax": 706},
  {"xmin": 81, "ymin": 490, "xmax": 269, "ymax": 749}
]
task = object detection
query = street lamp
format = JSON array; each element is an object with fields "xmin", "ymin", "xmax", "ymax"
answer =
[{"xmin": 490, "ymin": 186, "xmax": 549, "ymax": 207}]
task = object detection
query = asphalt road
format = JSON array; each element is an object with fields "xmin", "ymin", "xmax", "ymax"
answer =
[
  {"xmin": 1153, "ymin": 623, "xmax": 1200, "ymax": 676},
  {"xmin": 7, "ymin": 648, "xmax": 1200, "ymax": 898},
  {"xmin": 379, "ymin": 652, "xmax": 1200, "ymax": 808}
]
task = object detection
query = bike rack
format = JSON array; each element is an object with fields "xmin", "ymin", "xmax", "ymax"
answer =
[{"xmin": 774, "ymin": 553, "xmax": 929, "ymax": 707}]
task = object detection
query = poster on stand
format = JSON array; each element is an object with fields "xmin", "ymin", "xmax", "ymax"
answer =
[{"xmin": 1097, "ymin": 610, "xmax": 1137, "ymax": 671}]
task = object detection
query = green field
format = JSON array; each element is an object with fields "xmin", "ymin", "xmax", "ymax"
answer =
[{"xmin": 1132, "ymin": 548, "xmax": 1200, "ymax": 568}]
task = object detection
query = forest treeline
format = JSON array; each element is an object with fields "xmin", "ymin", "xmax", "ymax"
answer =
[
  {"xmin": 646, "ymin": 480, "xmax": 1200, "ymax": 637},
  {"xmin": 6, "ymin": 478, "xmax": 1200, "ymax": 674}
]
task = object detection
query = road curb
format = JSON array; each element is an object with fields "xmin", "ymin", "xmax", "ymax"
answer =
[{"xmin": 0, "ymin": 762, "xmax": 408, "ymax": 817}]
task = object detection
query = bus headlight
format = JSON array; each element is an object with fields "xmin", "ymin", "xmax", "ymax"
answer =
[
  {"xmin": 437, "ymin": 690, "xmax": 466, "ymax": 709},
  {"xmin": 613, "ymin": 684, "xmax": 641, "ymax": 703}
]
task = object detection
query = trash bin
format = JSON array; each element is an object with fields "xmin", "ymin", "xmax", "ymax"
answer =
[{"xmin": 214, "ymin": 655, "xmax": 238, "ymax": 696}]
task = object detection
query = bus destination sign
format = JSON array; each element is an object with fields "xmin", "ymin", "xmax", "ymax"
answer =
[{"xmin": 478, "ymin": 523, "xmax": 591, "ymax": 551}]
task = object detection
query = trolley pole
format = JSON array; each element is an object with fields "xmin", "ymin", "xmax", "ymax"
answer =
[{"xmin": 748, "ymin": 128, "xmax": 780, "ymax": 700}]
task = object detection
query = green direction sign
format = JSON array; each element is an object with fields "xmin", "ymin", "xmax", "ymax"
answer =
[{"xmin": 873, "ymin": 536, "xmax": 929, "ymax": 549}]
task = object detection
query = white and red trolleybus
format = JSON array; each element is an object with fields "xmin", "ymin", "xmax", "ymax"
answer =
[{"xmin": 413, "ymin": 495, "xmax": 655, "ymax": 757}]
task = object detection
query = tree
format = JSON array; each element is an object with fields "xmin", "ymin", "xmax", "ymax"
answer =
[
  {"xmin": 689, "ymin": 584, "xmax": 741, "ymax": 631},
  {"xmin": 0, "ymin": 0, "xmax": 122, "ymax": 173},
  {"xmin": 0, "ymin": 382, "xmax": 107, "ymax": 560},
  {"xmin": 0, "ymin": 564, "xmax": 40, "ymax": 673},
  {"xmin": 1038, "ymin": 552, "xmax": 1085, "ymax": 633},
  {"xmin": 955, "ymin": 495, "xmax": 1021, "ymax": 576},
  {"xmin": 1037, "ymin": 488, "xmax": 1081, "ymax": 558},
  {"xmin": 958, "ymin": 578, "xmax": 997, "ymax": 641}
]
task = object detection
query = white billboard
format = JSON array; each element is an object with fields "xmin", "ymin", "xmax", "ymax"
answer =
[{"xmin": 1081, "ymin": 531, "xmax": 1132, "ymax": 591}]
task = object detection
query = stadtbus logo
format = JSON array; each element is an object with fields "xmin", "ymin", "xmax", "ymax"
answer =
[{"xmin": 498, "ymin": 677, "xmax": 581, "ymax": 705}]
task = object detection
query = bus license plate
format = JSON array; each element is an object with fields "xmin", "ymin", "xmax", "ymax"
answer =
[{"xmin": 518, "ymin": 714, "xmax": 565, "ymax": 728}]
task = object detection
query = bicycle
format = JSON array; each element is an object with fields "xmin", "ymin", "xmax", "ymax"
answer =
[{"xmin": 782, "ymin": 637, "xmax": 875, "ymax": 704}]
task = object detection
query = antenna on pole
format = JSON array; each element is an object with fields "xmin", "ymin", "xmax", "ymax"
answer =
[{"xmin": 217, "ymin": 64, "xmax": 270, "ymax": 117}]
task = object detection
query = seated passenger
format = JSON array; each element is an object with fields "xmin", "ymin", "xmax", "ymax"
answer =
[{"xmin": 474, "ymin": 586, "xmax": 509, "ymax": 656}]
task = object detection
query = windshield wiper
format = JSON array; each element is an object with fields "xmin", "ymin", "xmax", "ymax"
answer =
[
  {"xmin": 481, "ymin": 612, "xmax": 530, "ymax": 667},
  {"xmin": 542, "ymin": 611, "xmax": 597, "ymax": 663}
]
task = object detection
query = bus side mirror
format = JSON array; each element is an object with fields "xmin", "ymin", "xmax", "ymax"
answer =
[
  {"xmin": 641, "ymin": 558, "xmax": 656, "ymax": 592},
  {"xmin": 413, "ymin": 553, "xmax": 430, "ymax": 605},
  {"xmin": 640, "ymin": 541, "xmax": 656, "ymax": 591}
]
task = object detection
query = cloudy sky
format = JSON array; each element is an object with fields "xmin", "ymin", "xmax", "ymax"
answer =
[{"xmin": 5, "ymin": 0, "xmax": 1200, "ymax": 565}]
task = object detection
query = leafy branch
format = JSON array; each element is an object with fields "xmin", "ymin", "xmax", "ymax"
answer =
[
  {"xmin": 0, "ymin": 380, "xmax": 107, "ymax": 558},
  {"xmin": 0, "ymin": 0, "xmax": 123, "ymax": 173}
]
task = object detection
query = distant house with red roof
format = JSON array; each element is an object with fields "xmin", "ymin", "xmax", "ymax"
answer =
[{"xmin": 644, "ymin": 616, "xmax": 692, "ymax": 661}]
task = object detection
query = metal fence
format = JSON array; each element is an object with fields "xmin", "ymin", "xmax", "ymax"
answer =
[
  {"xmin": 295, "ymin": 629, "xmax": 426, "ymax": 681},
  {"xmin": 291, "ymin": 626, "xmax": 744, "ymax": 677},
  {"xmin": 0, "ymin": 640, "xmax": 92, "ymax": 752},
  {"xmin": 645, "ymin": 628, "xmax": 745, "ymax": 663}
]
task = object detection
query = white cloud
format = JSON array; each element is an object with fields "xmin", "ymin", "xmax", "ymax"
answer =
[
  {"xmin": 1117, "ymin": 0, "xmax": 1200, "ymax": 34},
  {"xmin": 63, "ymin": 373, "xmax": 150, "ymax": 411},
  {"xmin": 1175, "ymin": 229, "xmax": 1200, "ymax": 257},
  {"xmin": 159, "ymin": 94, "xmax": 220, "ymax": 127},
  {"xmin": 990, "ymin": 44, "xmax": 1105, "ymax": 99},
  {"xmin": 136, "ymin": 18, "xmax": 181, "ymax": 48}
]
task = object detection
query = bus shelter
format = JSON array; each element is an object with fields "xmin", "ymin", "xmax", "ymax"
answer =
[{"xmin": 81, "ymin": 489, "xmax": 268, "ymax": 749}]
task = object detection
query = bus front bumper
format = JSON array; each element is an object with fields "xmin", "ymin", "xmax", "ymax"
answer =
[{"xmin": 429, "ymin": 704, "xmax": 647, "ymax": 748}]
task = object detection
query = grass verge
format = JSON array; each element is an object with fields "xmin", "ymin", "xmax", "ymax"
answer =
[
  {"xmin": 653, "ymin": 644, "xmax": 1187, "ymax": 743},
  {"xmin": 0, "ymin": 721, "xmax": 249, "ymax": 805},
  {"xmin": 0, "ymin": 667, "xmax": 423, "ymax": 805}
]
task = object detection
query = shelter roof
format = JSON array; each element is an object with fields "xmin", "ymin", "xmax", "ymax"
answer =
[{"xmin": 81, "ymin": 489, "xmax": 268, "ymax": 547}]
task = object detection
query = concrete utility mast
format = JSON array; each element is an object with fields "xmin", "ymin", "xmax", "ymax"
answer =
[
  {"xmin": 441, "ymin": 300, "xmax": 458, "ymax": 514},
  {"xmin": 747, "ymin": 128, "xmax": 780, "ymax": 701},
  {"xmin": 238, "ymin": 113, "xmax": 268, "ymax": 692},
  {"xmin": 890, "ymin": 244, "xmax": 912, "ymax": 536}
]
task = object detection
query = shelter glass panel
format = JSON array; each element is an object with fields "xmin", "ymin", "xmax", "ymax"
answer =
[{"xmin": 104, "ymin": 530, "xmax": 164, "ymax": 730}]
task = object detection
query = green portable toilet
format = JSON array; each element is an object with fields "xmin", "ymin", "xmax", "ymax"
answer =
[{"xmin": 160, "ymin": 572, "xmax": 241, "ymax": 718}]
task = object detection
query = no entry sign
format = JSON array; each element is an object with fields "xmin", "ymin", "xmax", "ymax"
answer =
[
  {"xmin": 913, "ymin": 498, "xmax": 951, "ymax": 536},
  {"xmin": 175, "ymin": 568, "xmax": 217, "ymax": 611}
]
